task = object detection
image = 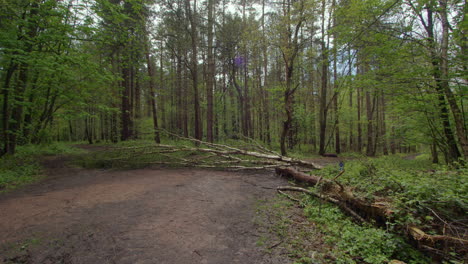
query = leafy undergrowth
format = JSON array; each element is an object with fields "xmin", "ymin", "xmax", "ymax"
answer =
[
  {"xmin": 311, "ymin": 155, "xmax": 467, "ymax": 262},
  {"xmin": 256, "ymin": 195, "xmax": 427, "ymax": 264},
  {"xmin": 0, "ymin": 142, "xmax": 83, "ymax": 192},
  {"xmin": 303, "ymin": 197, "xmax": 428, "ymax": 264}
]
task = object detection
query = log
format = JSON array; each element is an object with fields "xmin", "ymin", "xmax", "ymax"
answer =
[
  {"xmin": 408, "ymin": 226, "xmax": 468, "ymax": 245},
  {"xmin": 275, "ymin": 166, "xmax": 468, "ymax": 255},
  {"xmin": 276, "ymin": 167, "xmax": 325, "ymax": 186},
  {"xmin": 277, "ymin": 186, "xmax": 367, "ymax": 224},
  {"xmin": 156, "ymin": 129, "xmax": 323, "ymax": 169}
]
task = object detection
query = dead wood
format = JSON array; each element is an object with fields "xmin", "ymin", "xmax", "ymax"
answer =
[
  {"xmin": 408, "ymin": 225, "xmax": 468, "ymax": 245},
  {"xmin": 155, "ymin": 129, "xmax": 323, "ymax": 169},
  {"xmin": 276, "ymin": 186, "xmax": 367, "ymax": 223},
  {"xmin": 108, "ymin": 130, "xmax": 322, "ymax": 170},
  {"xmin": 275, "ymin": 167, "xmax": 468, "ymax": 256}
]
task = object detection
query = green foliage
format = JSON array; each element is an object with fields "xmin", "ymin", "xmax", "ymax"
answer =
[
  {"xmin": 0, "ymin": 142, "xmax": 82, "ymax": 191},
  {"xmin": 303, "ymin": 197, "xmax": 428, "ymax": 264},
  {"xmin": 313, "ymin": 155, "xmax": 467, "ymax": 261}
]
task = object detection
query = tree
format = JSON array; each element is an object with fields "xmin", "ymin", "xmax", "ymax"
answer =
[
  {"xmin": 206, "ymin": 0, "xmax": 216, "ymax": 142},
  {"xmin": 275, "ymin": 0, "xmax": 307, "ymax": 156}
]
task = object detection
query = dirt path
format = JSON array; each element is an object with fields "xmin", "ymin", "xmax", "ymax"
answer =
[{"xmin": 0, "ymin": 158, "xmax": 289, "ymax": 264}]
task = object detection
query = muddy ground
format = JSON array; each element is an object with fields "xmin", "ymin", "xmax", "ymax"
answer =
[{"xmin": 0, "ymin": 156, "xmax": 297, "ymax": 264}]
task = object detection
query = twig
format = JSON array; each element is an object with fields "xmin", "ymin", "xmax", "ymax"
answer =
[
  {"xmin": 268, "ymin": 240, "xmax": 283, "ymax": 249},
  {"xmin": 277, "ymin": 190, "xmax": 303, "ymax": 204},
  {"xmin": 332, "ymin": 170, "xmax": 345, "ymax": 181}
]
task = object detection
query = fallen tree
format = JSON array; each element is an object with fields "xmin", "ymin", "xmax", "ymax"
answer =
[
  {"xmin": 103, "ymin": 130, "xmax": 323, "ymax": 170},
  {"xmin": 86, "ymin": 131, "xmax": 466, "ymax": 261},
  {"xmin": 275, "ymin": 167, "xmax": 468, "ymax": 261}
]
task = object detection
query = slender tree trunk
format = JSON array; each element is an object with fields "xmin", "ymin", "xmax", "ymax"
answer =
[
  {"xmin": 439, "ymin": 0, "xmax": 468, "ymax": 159},
  {"xmin": 159, "ymin": 41, "xmax": 166, "ymax": 130},
  {"xmin": 186, "ymin": 0, "xmax": 202, "ymax": 140},
  {"xmin": 318, "ymin": 0, "xmax": 328, "ymax": 156},
  {"xmin": 206, "ymin": 0, "xmax": 215, "ymax": 142},
  {"xmin": 366, "ymin": 90, "xmax": 375, "ymax": 156},
  {"xmin": 318, "ymin": 41, "xmax": 328, "ymax": 155},
  {"xmin": 357, "ymin": 87, "xmax": 363, "ymax": 152},
  {"xmin": 380, "ymin": 91, "xmax": 389, "ymax": 155},
  {"xmin": 183, "ymin": 60, "xmax": 189, "ymax": 138},
  {"xmin": 332, "ymin": 0, "xmax": 340, "ymax": 154},
  {"xmin": 68, "ymin": 120, "xmax": 74, "ymax": 141},
  {"xmin": 281, "ymin": 65, "xmax": 294, "ymax": 155},
  {"xmin": 134, "ymin": 71, "xmax": 141, "ymax": 139},
  {"xmin": 278, "ymin": 0, "xmax": 304, "ymax": 155},
  {"xmin": 349, "ymin": 89, "xmax": 354, "ymax": 152},
  {"xmin": 390, "ymin": 125, "xmax": 396, "ymax": 154},
  {"xmin": 145, "ymin": 42, "xmax": 160, "ymax": 143},
  {"xmin": 85, "ymin": 117, "xmax": 93, "ymax": 144},
  {"xmin": 22, "ymin": 92, "xmax": 35, "ymax": 142},
  {"xmin": 121, "ymin": 66, "xmax": 131, "ymax": 141},
  {"xmin": 7, "ymin": 62, "xmax": 31, "ymax": 153},
  {"xmin": 1, "ymin": 61, "xmax": 16, "ymax": 155},
  {"xmin": 423, "ymin": 7, "xmax": 461, "ymax": 162},
  {"xmin": 431, "ymin": 139, "xmax": 439, "ymax": 163},
  {"xmin": 261, "ymin": 0, "xmax": 271, "ymax": 145},
  {"xmin": 176, "ymin": 55, "xmax": 183, "ymax": 134}
]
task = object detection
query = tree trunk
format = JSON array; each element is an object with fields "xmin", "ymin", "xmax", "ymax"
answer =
[
  {"xmin": 183, "ymin": 60, "xmax": 189, "ymax": 138},
  {"xmin": 262, "ymin": 0, "xmax": 271, "ymax": 145},
  {"xmin": 380, "ymin": 91, "xmax": 389, "ymax": 155},
  {"xmin": 431, "ymin": 139, "xmax": 439, "ymax": 163},
  {"xmin": 159, "ymin": 41, "xmax": 166, "ymax": 130},
  {"xmin": 357, "ymin": 85, "xmax": 362, "ymax": 153},
  {"xmin": 186, "ymin": 0, "xmax": 202, "ymax": 140},
  {"xmin": 366, "ymin": 91, "xmax": 375, "ymax": 156},
  {"xmin": 121, "ymin": 66, "xmax": 132, "ymax": 141},
  {"xmin": 281, "ymin": 71, "xmax": 294, "ymax": 156},
  {"xmin": 438, "ymin": 0, "xmax": 468, "ymax": 159},
  {"xmin": 423, "ymin": 5, "xmax": 461, "ymax": 162},
  {"xmin": 145, "ymin": 42, "xmax": 161, "ymax": 143},
  {"xmin": 176, "ymin": 55, "xmax": 183, "ymax": 134},
  {"xmin": 349, "ymin": 89, "xmax": 353, "ymax": 152},
  {"xmin": 206, "ymin": 0, "xmax": 215, "ymax": 142},
  {"xmin": 332, "ymin": 0, "xmax": 340, "ymax": 154},
  {"xmin": 1, "ymin": 61, "xmax": 16, "ymax": 155},
  {"xmin": 318, "ymin": 0, "xmax": 328, "ymax": 156},
  {"xmin": 318, "ymin": 41, "xmax": 328, "ymax": 155}
]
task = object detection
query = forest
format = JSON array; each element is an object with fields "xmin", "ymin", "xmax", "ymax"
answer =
[
  {"xmin": 0, "ymin": 0, "xmax": 466, "ymax": 161},
  {"xmin": 0, "ymin": 0, "xmax": 467, "ymax": 263}
]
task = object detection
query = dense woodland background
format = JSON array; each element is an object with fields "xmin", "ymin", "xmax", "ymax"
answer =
[{"xmin": 1, "ymin": 0, "xmax": 467, "ymax": 162}]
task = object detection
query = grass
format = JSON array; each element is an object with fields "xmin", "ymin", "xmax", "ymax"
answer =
[{"xmin": 0, "ymin": 142, "xmax": 83, "ymax": 192}]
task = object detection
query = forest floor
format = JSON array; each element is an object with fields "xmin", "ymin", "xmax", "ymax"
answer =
[{"xmin": 0, "ymin": 150, "xmax": 334, "ymax": 264}]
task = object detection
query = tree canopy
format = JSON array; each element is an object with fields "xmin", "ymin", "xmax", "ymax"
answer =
[{"xmin": 0, "ymin": 0, "xmax": 466, "ymax": 163}]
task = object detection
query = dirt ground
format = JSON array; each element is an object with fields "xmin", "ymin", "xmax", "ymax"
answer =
[{"xmin": 0, "ymin": 156, "xmax": 292, "ymax": 264}]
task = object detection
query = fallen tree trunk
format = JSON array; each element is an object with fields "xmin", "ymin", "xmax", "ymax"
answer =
[
  {"xmin": 276, "ymin": 167, "xmax": 392, "ymax": 221},
  {"xmin": 277, "ymin": 186, "xmax": 367, "ymax": 224},
  {"xmin": 108, "ymin": 130, "xmax": 323, "ymax": 170},
  {"xmin": 275, "ymin": 167, "xmax": 468, "ymax": 256}
]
